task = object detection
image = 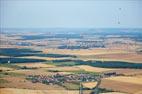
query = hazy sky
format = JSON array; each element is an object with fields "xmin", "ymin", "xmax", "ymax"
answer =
[{"xmin": 0, "ymin": 0, "xmax": 142, "ymax": 28}]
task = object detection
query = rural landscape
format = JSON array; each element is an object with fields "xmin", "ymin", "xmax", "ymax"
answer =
[
  {"xmin": 0, "ymin": 28, "xmax": 142, "ymax": 94},
  {"xmin": 1, "ymin": 0, "xmax": 142, "ymax": 93}
]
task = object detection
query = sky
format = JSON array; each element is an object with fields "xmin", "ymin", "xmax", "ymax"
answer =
[{"xmin": 0, "ymin": 0, "xmax": 142, "ymax": 28}]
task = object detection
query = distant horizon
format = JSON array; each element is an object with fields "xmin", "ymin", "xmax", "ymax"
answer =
[
  {"xmin": 1, "ymin": 28, "xmax": 142, "ymax": 34},
  {"xmin": 1, "ymin": 27, "xmax": 142, "ymax": 29}
]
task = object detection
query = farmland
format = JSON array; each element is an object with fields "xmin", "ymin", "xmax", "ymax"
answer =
[
  {"xmin": 100, "ymin": 76, "xmax": 142, "ymax": 94},
  {"xmin": 0, "ymin": 28, "xmax": 142, "ymax": 94}
]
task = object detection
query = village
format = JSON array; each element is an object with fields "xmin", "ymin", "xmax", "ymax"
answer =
[{"xmin": 26, "ymin": 72, "xmax": 118, "ymax": 86}]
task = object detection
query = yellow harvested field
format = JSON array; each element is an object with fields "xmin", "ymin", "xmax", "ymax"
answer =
[
  {"xmin": 47, "ymin": 66, "xmax": 81, "ymax": 72},
  {"xmin": 109, "ymin": 69, "xmax": 142, "ymax": 76},
  {"xmin": 77, "ymin": 65, "xmax": 115, "ymax": 72},
  {"xmin": 19, "ymin": 56, "xmax": 72, "ymax": 61},
  {"xmin": 0, "ymin": 88, "xmax": 79, "ymax": 94},
  {"xmin": 43, "ymin": 48, "xmax": 127, "ymax": 56},
  {"xmin": 100, "ymin": 76, "xmax": 142, "ymax": 94},
  {"xmin": 100, "ymin": 92, "xmax": 127, "ymax": 94},
  {"xmin": 15, "ymin": 63, "xmax": 55, "ymax": 68},
  {"xmin": 94, "ymin": 53, "xmax": 142, "ymax": 63},
  {"xmin": 0, "ymin": 67, "xmax": 14, "ymax": 71},
  {"xmin": 104, "ymin": 76, "xmax": 142, "ymax": 85},
  {"xmin": 8, "ymin": 68, "xmax": 71, "ymax": 76},
  {"xmin": 1, "ymin": 77, "xmax": 65, "ymax": 90},
  {"xmin": 8, "ymin": 69, "xmax": 54, "ymax": 76},
  {"xmin": 19, "ymin": 56, "xmax": 56, "ymax": 60},
  {"xmin": 82, "ymin": 82, "xmax": 97, "ymax": 89}
]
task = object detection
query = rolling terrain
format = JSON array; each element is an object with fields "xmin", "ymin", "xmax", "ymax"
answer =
[{"xmin": 0, "ymin": 28, "xmax": 142, "ymax": 94}]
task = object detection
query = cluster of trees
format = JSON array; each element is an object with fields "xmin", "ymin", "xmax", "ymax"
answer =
[
  {"xmin": 0, "ymin": 57, "xmax": 46, "ymax": 63},
  {"xmin": 52, "ymin": 59, "xmax": 142, "ymax": 69}
]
